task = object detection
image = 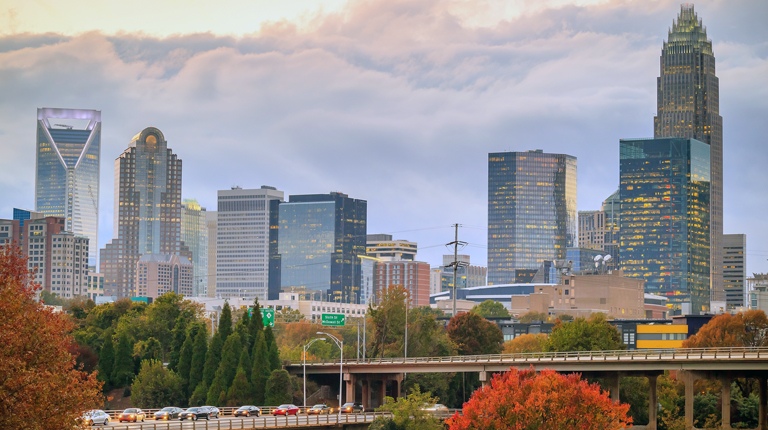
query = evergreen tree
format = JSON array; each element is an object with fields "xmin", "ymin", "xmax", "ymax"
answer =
[
  {"xmin": 112, "ymin": 331, "xmax": 134, "ymax": 387},
  {"xmin": 264, "ymin": 326, "xmax": 281, "ymax": 371},
  {"xmin": 98, "ymin": 332, "xmax": 114, "ymax": 389},
  {"xmin": 265, "ymin": 369, "xmax": 293, "ymax": 406},
  {"xmin": 250, "ymin": 330, "xmax": 270, "ymax": 405},
  {"xmin": 236, "ymin": 311, "xmax": 250, "ymax": 351},
  {"xmin": 189, "ymin": 381, "xmax": 208, "ymax": 407},
  {"xmin": 177, "ymin": 332, "xmax": 194, "ymax": 398},
  {"xmin": 216, "ymin": 332, "xmax": 242, "ymax": 389},
  {"xmin": 206, "ymin": 375, "xmax": 226, "ymax": 405},
  {"xmin": 238, "ymin": 346, "xmax": 252, "ymax": 382},
  {"xmin": 249, "ymin": 298, "xmax": 264, "ymax": 341},
  {"xmin": 203, "ymin": 332, "xmax": 223, "ymax": 387},
  {"xmin": 188, "ymin": 326, "xmax": 208, "ymax": 397},
  {"xmin": 227, "ymin": 366, "xmax": 252, "ymax": 406},
  {"xmin": 218, "ymin": 302, "xmax": 233, "ymax": 341},
  {"xmin": 168, "ymin": 315, "xmax": 188, "ymax": 371}
]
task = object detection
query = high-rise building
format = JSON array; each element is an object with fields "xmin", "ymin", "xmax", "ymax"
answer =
[
  {"xmin": 487, "ymin": 150, "xmax": 577, "ymax": 285},
  {"xmin": 359, "ymin": 255, "xmax": 379, "ymax": 305},
  {"xmin": 87, "ymin": 270, "xmax": 104, "ymax": 301},
  {"xmin": 206, "ymin": 211, "xmax": 217, "ymax": 298},
  {"xmin": 136, "ymin": 254, "xmax": 193, "ymax": 299},
  {"xmin": 35, "ymin": 108, "xmax": 101, "ymax": 266},
  {"xmin": 654, "ymin": 5, "xmax": 723, "ymax": 304},
  {"xmin": 429, "ymin": 267, "xmax": 442, "ymax": 296},
  {"xmin": 216, "ymin": 186, "xmax": 283, "ymax": 300},
  {"xmin": 276, "ymin": 192, "xmax": 367, "ymax": 303},
  {"xmin": 100, "ymin": 127, "xmax": 190, "ymax": 298},
  {"xmin": 723, "ymin": 234, "xmax": 747, "ymax": 311},
  {"xmin": 439, "ymin": 255, "xmax": 487, "ymax": 291},
  {"xmin": 619, "ymin": 137, "xmax": 711, "ymax": 314},
  {"xmin": 578, "ymin": 190, "xmax": 620, "ymax": 266},
  {"xmin": 374, "ymin": 260, "xmax": 431, "ymax": 308},
  {"xmin": 366, "ymin": 234, "xmax": 417, "ymax": 261},
  {"xmin": 181, "ymin": 199, "xmax": 208, "ymax": 297}
]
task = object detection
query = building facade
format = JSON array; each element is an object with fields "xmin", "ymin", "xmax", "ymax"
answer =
[
  {"xmin": 429, "ymin": 267, "xmax": 442, "ymax": 296},
  {"xmin": 35, "ymin": 108, "xmax": 101, "ymax": 266},
  {"xmin": 723, "ymin": 234, "xmax": 747, "ymax": 311},
  {"xmin": 276, "ymin": 192, "xmax": 367, "ymax": 303},
  {"xmin": 359, "ymin": 255, "xmax": 379, "ymax": 306},
  {"xmin": 488, "ymin": 150, "xmax": 577, "ymax": 285},
  {"xmin": 181, "ymin": 198, "xmax": 208, "ymax": 297},
  {"xmin": 366, "ymin": 234, "xmax": 417, "ymax": 261},
  {"xmin": 374, "ymin": 260, "xmax": 431, "ymax": 308},
  {"xmin": 136, "ymin": 254, "xmax": 193, "ymax": 299},
  {"xmin": 87, "ymin": 270, "xmax": 104, "ymax": 301},
  {"xmin": 619, "ymin": 137, "xmax": 711, "ymax": 314},
  {"xmin": 100, "ymin": 127, "xmax": 190, "ymax": 298},
  {"xmin": 216, "ymin": 186, "xmax": 283, "ymax": 300},
  {"xmin": 439, "ymin": 254, "xmax": 487, "ymax": 291},
  {"xmin": 578, "ymin": 190, "xmax": 620, "ymax": 266},
  {"xmin": 654, "ymin": 5, "xmax": 724, "ymax": 304},
  {"xmin": 206, "ymin": 211, "xmax": 217, "ymax": 298}
]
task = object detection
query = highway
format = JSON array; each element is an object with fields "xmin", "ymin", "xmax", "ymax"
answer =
[{"xmin": 91, "ymin": 412, "xmax": 406, "ymax": 429}]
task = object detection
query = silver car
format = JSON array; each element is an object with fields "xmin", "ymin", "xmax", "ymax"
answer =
[{"xmin": 81, "ymin": 409, "xmax": 110, "ymax": 426}]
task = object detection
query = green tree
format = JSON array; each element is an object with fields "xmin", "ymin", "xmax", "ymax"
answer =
[
  {"xmin": 217, "ymin": 332, "xmax": 243, "ymax": 388},
  {"xmin": 519, "ymin": 311, "xmax": 549, "ymax": 323},
  {"xmin": 203, "ymin": 332, "xmax": 223, "ymax": 387},
  {"xmin": 98, "ymin": 332, "xmax": 114, "ymax": 388},
  {"xmin": 219, "ymin": 302, "xmax": 233, "ymax": 341},
  {"xmin": 265, "ymin": 369, "xmax": 293, "ymax": 405},
  {"xmin": 545, "ymin": 313, "xmax": 625, "ymax": 352},
  {"xmin": 188, "ymin": 326, "xmax": 208, "ymax": 397},
  {"xmin": 369, "ymin": 285, "xmax": 408, "ymax": 358},
  {"xmin": 227, "ymin": 366, "xmax": 252, "ymax": 406},
  {"xmin": 112, "ymin": 330, "xmax": 135, "ymax": 387},
  {"xmin": 251, "ymin": 330, "xmax": 270, "ymax": 405},
  {"xmin": 372, "ymin": 385, "xmax": 442, "ymax": 430},
  {"xmin": 177, "ymin": 332, "xmax": 194, "ymax": 397},
  {"xmin": 406, "ymin": 306, "xmax": 457, "ymax": 358},
  {"xmin": 471, "ymin": 300, "xmax": 510, "ymax": 318},
  {"xmin": 447, "ymin": 312, "xmax": 503, "ymax": 355},
  {"xmin": 265, "ymin": 326, "xmax": 281, "ymax": 371},
  {"xmin": 250, "ymin": 298, "xmax": 265, "ymax": 340},
  {"xmin": 132, "ymin": 337, "xmax": 162, "ymax": 374},
  {"xmin": 131, "ymin": 359, "xmax": 185, "ymax": 408},
  {"xmin": 168, "ymin": 315, "xmax": 188, "ymax": 371},
  {"xmin": 235, "ymin": 307, "xmax": 251, "ymax": 350},
  {"xmin": 206, "ymin": 375, "xmax": 227, "ymax": 406},
  {"xmin": 238, "ymin": 345, "xmax": 252, "ymax": 382},
  {"xmin": 189, "ymin": 381, "xmax": 208, "ymax": 407}
]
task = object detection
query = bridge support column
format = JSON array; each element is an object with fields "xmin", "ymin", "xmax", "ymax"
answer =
[
  {"xmin": 345, "ymin": 374, "xmax": 356, "ymax": 405},
  {"xmin": 760, "ymin": 377, "xmax": 767, "ymax": 430},
  {"xmin": 394, "ymin": 374, "xmax": 403, "ymax": 400},
  {"xmin": 378, "ymin": 377, "xmax": 387, "ymax": 405},
  {"xmin": 683, "ymin": 371, "xmax": 698, "ymax": 430},
  {"xmin": 647, "ymin": 375, "xmax": 658, "ymax": 430},
  {"xmin": 362, "ymin": 378, "xmax": 371, "ymax": 410},
  {"xmin": 480, "ymin": 371, "xmax": 488, "ymax": 389},
  {"xmin": 608, "ymin": 374, "xmax": 621, "ymax": 404},
  {"xmin": 721, "ymin": 376, "xmax": 731, "ymax": 430}
]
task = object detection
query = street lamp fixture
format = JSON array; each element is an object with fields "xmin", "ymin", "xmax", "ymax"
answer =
[
  {"xmin": 318, "ymin": 332, "xmax": 343, "ymax": 417},
  {"xmin": 303, "ymin": 338, "xmax": 326, "ymax": 410}
]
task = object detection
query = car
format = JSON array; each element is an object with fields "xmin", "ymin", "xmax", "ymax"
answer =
[
  {"xmin": 179, "ymin": 407, "xmax": 210, "ymax": 421},
  {"xmin": 202, "ymin": 406, "xmax": 220, "ymax": 418},
  {"xmin": 234, "ymin": 406, "xmax": 261, "ymax": 417},
  {"xmin": 118, "ymin": 408, "xmax": 146, "ymax": 423},
  {"xmin": 422, "ymin": 404, "xmax": 448, "ymax": 411},
  {"xmin": 154, "ymin": 407, "xmax": 183, "ymax": 420},
  {"xmin": 340, "ymin": 402, "xmax": 364, "ymax": 414},
  {"xmin": 307, "ymin": 404, "xmax": 333, "ymax": 415},
  {"xmin": 272, "ymin": 404, "xmax": 300, "ymax": 416},
  {"xmin": 81, "ymin": 409, "xmax": 110, "ymax": 426}
]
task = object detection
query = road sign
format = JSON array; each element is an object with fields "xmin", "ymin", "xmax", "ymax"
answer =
[
  {"xmin": 261, "ymin": 309, "xmax": 275, "ymax": 327},
  {"xmin": 321, "ymin": 313, "xmax": 345, "ymax": 326}
]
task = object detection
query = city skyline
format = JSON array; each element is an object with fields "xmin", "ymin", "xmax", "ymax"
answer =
[{"xmin": 0, "ymin": 0, "xmax": 766, "ymax": 275}]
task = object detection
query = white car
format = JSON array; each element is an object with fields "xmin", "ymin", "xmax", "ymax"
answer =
[{"xmin": 81, "ymin": 409, "xmax": 110, "ymax": 426}]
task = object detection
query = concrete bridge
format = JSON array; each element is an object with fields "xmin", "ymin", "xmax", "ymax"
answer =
[{"xmin": 287, "ymin": 347, "xmax": 768, "ymax": 430}]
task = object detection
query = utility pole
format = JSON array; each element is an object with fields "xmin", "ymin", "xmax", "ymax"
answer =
[{"xmin": 446, "ymin": 224, "xmax": 467, "ymax": 317}]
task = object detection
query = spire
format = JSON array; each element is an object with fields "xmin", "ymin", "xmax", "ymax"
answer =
[{"xmin": 664, "ymin": 4, "xmax": 712, "ymax": 55}]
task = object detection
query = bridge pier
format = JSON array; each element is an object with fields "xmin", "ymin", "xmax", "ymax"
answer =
[
  {"xmin": 760, "ymin": 377, "xmax": 767, "ymax": 430},
  {"xmin": 721, "ymin": 376, "xmax": 731, "ymax": 430},
  {"xmin": 345, "ymin": 373, "xmax": 357, "ymax": 406},
  {"xmin": 647, "ymin": 374, "xmax": 658, "ymax": 430}
]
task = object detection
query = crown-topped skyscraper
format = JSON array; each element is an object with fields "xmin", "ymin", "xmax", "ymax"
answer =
[{"xmin": 654, "ymin": 5, "xmax": 723, "ymax": 304}]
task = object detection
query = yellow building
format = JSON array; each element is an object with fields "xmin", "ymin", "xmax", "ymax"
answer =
[{"xmin": 635, "ymin": 324, "xmax": 688, "ymax": 349}]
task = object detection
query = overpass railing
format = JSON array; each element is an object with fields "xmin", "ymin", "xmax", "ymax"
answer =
[{"xmin": 296, "ymin": 347, "xmax": 768, "ymax": 367}]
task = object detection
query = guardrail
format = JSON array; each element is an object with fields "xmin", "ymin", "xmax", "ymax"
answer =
[
  {"xmin": 294, "ymin": 347, "xmax": 768, "ymax": 367},
  {"xmin": 102, "ymin": 406, "xmax": 313, "ymax": 420}
]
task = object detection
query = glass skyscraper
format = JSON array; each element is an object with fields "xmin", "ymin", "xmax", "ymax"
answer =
[
  {"xmin": 619, "ymin": 137, "xmax": 711, "ymax": 314},
  {"xmin": 35, "ymin": 108, "xmax": 101, "ymax": 266},
  {"xmin": 487, "ymin": 150, "xmax": 577, "ymax": 285},
  {"xmin": 181, "ymin": 198, "xmax": 208, "ymax": 297},
  {"xmin": 654, "ymin": 5, "xmax": 723, "ymax": 303},
  {"xmin": 276, "ymin": 192, "xmax": 367, "ymax": 303}
]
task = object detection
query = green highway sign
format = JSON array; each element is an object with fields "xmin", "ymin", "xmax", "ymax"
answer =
[
  {"xmin": 262, "ymin": 309, "xmax": 275, "ymax": 327},
  {"xmin": 321, "ymin": 313, "xmax": 345, "ymax": 326}
]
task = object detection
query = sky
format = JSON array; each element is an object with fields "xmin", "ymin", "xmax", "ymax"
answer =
[{"xmin": 0, "ymin": 0, "xmax": 766, "ymax": 275}]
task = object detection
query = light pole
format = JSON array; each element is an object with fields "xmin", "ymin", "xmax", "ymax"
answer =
[
  {"xmin": 303, "ymin": 338, "xmax": 326, "ymax": 409},
  {"xmin": 318, "ymin": 331, "xmax": 343, "ymax": 417}
]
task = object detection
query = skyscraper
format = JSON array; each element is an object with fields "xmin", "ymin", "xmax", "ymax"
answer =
[
  {"xmin": 578, "ymin": 190, "xmax": 620, "ymax": 266},
  {"xmin": 619, "ymin": 137, "xmax": 711, "ymax": 314},
  {"xmin": 276, "ymin": 192, "xmax": 367, "ymax": 303},
  {"xmin": 206, "ymin": 210, "xmax": 217, "ymax": 298},
  {"xmin": 181, "ymin": 199, "xmax": 208, "ymax": 297},
  {"xmin": 100, "ymin": 127, "xmax": 190, "ymax": 298},
  {"xmin": 216, "ymin": 186, "xmax": 284, "ymax": 300},
  {"xmin": 35, "ymin": 108, "xmax": 101, "ymax": 266},
  {"xmin": 654, "ymin": 5, "xmax": 723, "ymax": 304},
  {"xmin": 723, "ymin": 234, "xmax": 747, "ymax": 311},
  {"xmin": 487, "ymin": 150, "xmax": 577, "ymax": 285}
]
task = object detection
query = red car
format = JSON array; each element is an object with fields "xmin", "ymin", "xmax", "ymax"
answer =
[{"xmin": 272, "ymin": 404, "xmax": 300, "ymax": 416}]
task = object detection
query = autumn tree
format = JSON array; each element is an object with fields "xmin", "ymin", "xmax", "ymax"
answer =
[
  {"xmin": 683, "ymin": 310, "xmax": 768, "ymax": 348},
  {"xmin": 519, "ymin": 311, "xmax": 549, "ymax": 323},
  {"xmin": 0, "ymin": 244, "xmax": 102, "ymax": 429},
  {"xmin": 369, "ymin": 285, "xmax": 408, "ymax": 358},
  {"xmin": 131, "ymin": 359, "xmax": 185, "ymax": 408},
  {"xmin": 503, "ymin": 333, "xmax": 547, "ymax": 354},
  {"xmin": 447, "ymin": 368, "xmax": 632, "ymax": 430},
  {"xmin": 447, "ymin": 312, "xmax": 503, "ymax": 355},
  {"xmin": 545, "ymin": 313, "xmax": 624, "ymax": 352},
  {"xmin": 265, "ymin": 369, "xmax": 293, "ymax": 406},
  {"xmin": 471, "ymin": 300, "xmax": 510, "ymax": 318}
]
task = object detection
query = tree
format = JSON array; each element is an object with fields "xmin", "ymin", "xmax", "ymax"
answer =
[
  {"xmin": 503, "ymin": 334, "xmax": 547, "ymax": 354},
  {"xmin": 545, "ymin": 313, "xmax": 624, "ymax": 352},
  {"xmin": 0, "ymin": 244, "xmax": 103, "ymax": 429},
  {"xmin": 208, "ymin": 332, "xmax": 242, "ymax": 404},
  {"xmin": 168, "ymin": 315, "xmax": 188, "ymax": 371},
  {"xmin": 99, "ymin": 332, "xmax": 115, "ymax": 388},
  {"xmin": 112, "ymin": 330, "xmax": 135, "ymax": 387},
  {"xmin": 447, "ymin": 312, "xmax": 503, "ymax": 355},
  {"xmin": 683, "ymin": 310, "xmax": 768, "ymax": 348},
  {"xmin": 407, "ymin": 306, "xmax": 457, "ymax": 358},
  {"xmin": 369, "ymin": 285, "xmax": 408, "ymax": 358},
  {"xmin": 447, "ymin": 368, "xmax": 632, "ymax": 430},
  {"xmin": 238, "ymin": 345, "xmax": 252, "ymax": 382},
  {"xmin": 188, "ymin": 326, "xmax": 208, "ymax": 397},
  {"xmin": 372, "ymin": 385, "xmax": 443, "ymax": 430},
  {"xmin": 251, "ymin": 330, "xmax": 270, "ymax": 405},
  {"xmin": 276, "ymin": 307, "xmax": 304, "ymax": 323},
  {"xmin": 471, "ymin": 300, "xmax": 510, "ymax": 318},
  {"xmin": 219, "ymin": 302, "xmax": 233, "ymax": 341},
  {"xmin": 264, "ymin": 326, "xmax": 281, "ymax": 371},
  {"xmin": 227, "ymin": 366, "xmax": 252, "ymax": 406},
  {"xmin": 133, "ymin": 337, "xmax": 162, "ymax": 374},
  {"xmin": 519, "ymin": 311, "xmax": 549, "ymax": 323},
  {"xmin": 203, "ymin": 331, "xmax": 223, "ymax": 387},
  {"xmin": 177, "ymin": 332, "xmax": 194, "ymax": 396},
  {"xmin": 250, "ymin": 298, "xmax": 265, "ymax": 340},
  {"xmin": 189, "ymin": 381, "xmax": 208, "ymax": 407},
  {"xmin": 131, "ymin": 359, "xmax": 185, "ymax": 408},
  {"xmin": 265, "ymin": 369, "xmax": 293, "ymax": 405}
]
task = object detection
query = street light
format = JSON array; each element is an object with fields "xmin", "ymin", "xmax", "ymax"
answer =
[
  {"xmin": 303, "ymin": 338, "xmax": 326, "ymax": 410},
  {"xmin": 318, "ymin": 331, "xmax": 343, "ymax": 417}
]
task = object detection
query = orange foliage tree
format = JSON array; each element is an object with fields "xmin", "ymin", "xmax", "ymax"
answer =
[
  {"xmin": 683, "ymin": 310, "xmax": 768, "ymax": 348},
  {"xmin": 503, "ymin": 333, "xmax": 547, "ymax": 354},
  {"xmin": 0, "ymin": 244, "xmax": 103, "ymax": 429},
  {"xmin": 447, "ymin": 368, "xmax": 632, "ymax": 430}
]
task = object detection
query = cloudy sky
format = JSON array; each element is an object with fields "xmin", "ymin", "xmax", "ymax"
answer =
[{"xmin": 1, "ymin": 0, "xmax": 766, "ymax": 274}]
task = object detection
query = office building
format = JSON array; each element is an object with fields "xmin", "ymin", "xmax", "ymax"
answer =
[
  {"xmin": 578, "ymin": 190, "xmax": 620, "ymax": 266},
  {"xmin": 487, "ymin": 150, "xmax": 577, "ymax": 285},
  {"xmin": 35, "ymin": 108, "xmax": 101, "ymax": 266},
  {"xmin": 619, "ymin": 137, "xmax": 711, "ymax": 314},
  {"xmin": 181, "ymin": 199, "xmax": 208, "ymax": 297},
  {"xmin": 87, "ymin": 270, "xmax": 104, "ymax": 301},
  {"xmin": 439, "ymin": 254, "xmax": 487, "ymax": 291},
  {"xmin": 359, "ymin": 255, "xmax": 379, "ymax": 305},
  {"xmin": 723, "ymin": 234, "xmax": 747, "ymax": 311},
  {"xmin": 100, "ymin": 127, "xmax": 190, "ymax": 298},
  {"xmin": 429, "ymin": 267, "xmax": 442, "ymax": 296},
  {"xmin": 565, "ymin": 247, "xmax": 605, "ymax": 272},
  {"xmin": 136, "ymin": 254, "xmax": 193, "ymax": 299},
  {"xmin": 206, "ymin": 211, "xmax": 217, "ymax": 298},
  {"xmin": 216, "ymin": 186, "xmax": 284, "ymax": 300},
  {"xmin": 750, "ymin": 273, "xmax": 768, "ymax": 312},
  {"xmin": 654, "ymin": 5, "xmax": 724, "ymax": 303},
  {"xmin": 374, "ymin": 260, "xmax": 430, "ymax": 308},
  {"xmin": 366, "ymin": 234, "xmax": 417, "ymax": 261},
  {"xmin": 277, "ymin": 192, "xmax": 366, "ymax": 303}
]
